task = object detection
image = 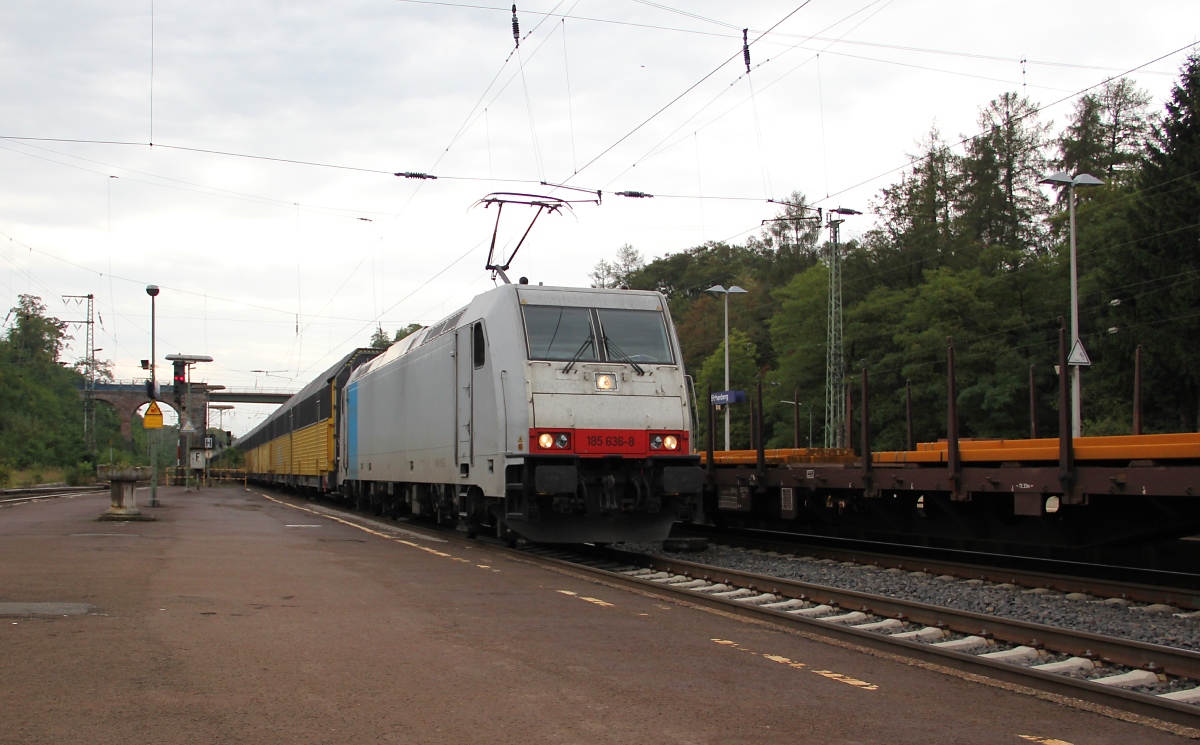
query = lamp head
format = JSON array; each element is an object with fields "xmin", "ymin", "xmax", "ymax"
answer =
[
  {"xmin": 1039, "ymin": 171, "xmax": 1073, "ymax": 187},
  {"xmin": 728, "ymin": 285, "xmax": 748, "ymax": 294},
  {"xmin": 1073, "ymin": 173, "xmax": 1105, "ymax": 187},
  {"xmin": 165, "ymin": 353, "xmax": 213, "ymax": 363},
  {"xmin": 146, "ymin": 285, "xmax": 160, "ymax": 297},
  {"xmin": 705, "ymin": 284, "xmax": 727, "ymax": 294}
]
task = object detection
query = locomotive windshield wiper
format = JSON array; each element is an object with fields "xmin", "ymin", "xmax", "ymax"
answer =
[
  {"xmin": 561, "ymin": 337, "xmax": 594, "ymax": 375},
  {"xmin": 602, "ymin": 335, "xmax": 645, "ymax": 376}
]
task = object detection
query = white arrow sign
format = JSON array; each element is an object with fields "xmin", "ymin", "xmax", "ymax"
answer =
[{"xmin": 1068, "ymin": 339, "xmax": 1091, "ymax": 366}]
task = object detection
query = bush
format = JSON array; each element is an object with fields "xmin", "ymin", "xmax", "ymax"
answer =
[
  {"xmin": 0, "ymin": 464, "xmax": 10, "ymax": 488},
  {"xmin": 65, "ymin": 463, "xmax": 95, "ymax": 486}
]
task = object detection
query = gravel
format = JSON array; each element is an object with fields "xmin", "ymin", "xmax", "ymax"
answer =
[{"xmin": 622, "ymin": 542, "xmax": 1200, "ymax": 652}]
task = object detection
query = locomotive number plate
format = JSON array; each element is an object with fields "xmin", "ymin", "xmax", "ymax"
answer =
[{"xmin": 574, "ymin": 429, "xmax": 645, "ymax": 455}]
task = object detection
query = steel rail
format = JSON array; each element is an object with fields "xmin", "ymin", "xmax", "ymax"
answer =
[
  {"xmin": 0, "ymin": 486, "xmax": 107, "ymax": 505},
  {"xmin": 676, "ymin": 524, "xmax": 1200, "ymax": 610}
]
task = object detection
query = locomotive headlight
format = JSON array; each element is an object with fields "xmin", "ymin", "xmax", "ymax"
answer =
[
  {"xmin": 663, "ymin": 435, "xmax": 679, "ymax": 451},
  {"xmin": 538, "ymin": 433, "xmax": 555, "ymax": 449},
  {"xmin": 555, "ymin": 433, "xmax": 570, "ymax": 449},
  {"xmin": 649, "ymin": 434, "xmax": 663, "ymax": 450},
  {"xmin": 595, "ymin": 373, "xmax": 616, "ymax": 391}
]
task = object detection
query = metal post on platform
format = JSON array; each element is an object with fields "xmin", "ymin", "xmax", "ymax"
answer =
[
  {"xmin": 947, "ymin": 337, "xmax": 962, "ymax": 500},
  {"xmin": 1040, "ymin": 171, "xmax": 1104, "ymax": 438},
  {"xmin": 705, "ymin": 386, "xmax": 715, "ymax": 482},
  {"xmin": 1029, "ymin": 365, "xmax": 1039, "ymax": 440},
  {"xmin": 844, "ymin": 383, "xmax": 853, "ymax": 452},
  {"xmin": 147, "ymin": 285, "xmax": 160, "ymax": 507},
  {"xmin": 793, "ymin": 389, "xmax": 800, "ymax": 449},
  {"xmin": 704, "ymin": 284, "xmax": 747, "ymax": 451},
  {"xmin": 755, "ymin": 381, "xmax": 766, "ymax": 485},
  {"xmin": 187, "ymin": 366, "xmax": 193, "ymax": 491},
  {"xmin": 1057, "ymin": 318, "xmax": 1075, "ymax": 502},
  {"xmin": 1134, "ymin": 345, "xmax": 1143, "ymax": 436},
  {"xmin": 748, "ymin": 390, "xmax": 757, "ymax": 451},
  {"xmin": 861, "ymin": 364, "xmax": 873, "ymax": 496},
  {"xmin": 905, "ymin": 379, "xmax": 914, "ymax": 452}
]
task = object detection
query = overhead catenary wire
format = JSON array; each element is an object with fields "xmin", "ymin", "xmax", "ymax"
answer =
[
  {"xmin": 812, "ymin": 40, "xmax": 1200, "ymax": 207},
  {"xmin": 817, "ymin": 54, "xmax": 829, "ymax": 199},
  {"xmin": 4, "ymin": 13, "xmax": 1195, "ymax": 388},
  {"xmin": 391, "ymin": 0, "xmax": 1180, "ymax": 77},
  {"xmin": 745, "ymin": 29, "xmax": 774, "ymax": 199},
  {"xmin": 597, "ymin": 0, "xmax": 894, "ymax": 193},
  {"xmin": 284, "ymin": 3, "xmax": 577, "ymax": 357},
  {"xmin": 3, "ymin": 38, "xmax": 1185, "ymax": 213},
  {"xmin": 562, "ymin": 19, "xmax": 577, "ymax": 174},
  {"xmin": 149, "ymin": 0, "xmax": 155, "ymax": 144},
  {"xmin": 0, "ymin": 140, "xmax": 396, "ymax": 221},
  {"xmin": 557, "ymin": 1, "xmax": 816, "ymax": 186}
]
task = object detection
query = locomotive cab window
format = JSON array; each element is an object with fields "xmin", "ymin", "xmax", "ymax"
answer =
[
  {"xmin": 472, "ymin": 321, "xmax": 486, "ymax": 369},
  {"xmin": 523, "ymin": 306, "xmax": 598, "ymax": 361},
  {"xmin": 595, "ymin": 309, "xmax": 673, "ymax": 365},
  {"xmin": 523, "ymin": 305, "xmax": 673, "ymax": 365}
]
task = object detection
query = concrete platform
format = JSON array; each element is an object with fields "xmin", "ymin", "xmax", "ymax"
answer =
[{"xmin": 0, "ymin": 486, "xmax": 1192, "ymax": 743}]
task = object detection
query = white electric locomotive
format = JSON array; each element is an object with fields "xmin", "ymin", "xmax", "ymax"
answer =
[{"xmin": 338, "ymin": 281, "xmax": 703, "ymax": 543}]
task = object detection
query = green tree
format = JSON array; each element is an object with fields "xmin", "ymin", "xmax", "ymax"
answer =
[
  {"xmin": 393, "ymin": 323, "xmax": 423, "ymax": 342},
  {"xmin": 867, "ymin": 127, "xmax": 962, "ymax": 288},
  {"xmin": 0, "ymin": 295, "xmax": 98, "ymax": 467},
  {"xmin": 1057, "ymin": 93, "xmax": 1107, "ymax": 181},
  {"xmin": 1091, "ymin": 53, "xmax": 1200, "ymax": 431},
  {"xmin": 958, "ymin": 92, "xmax": 1052, "ymax": 272},
  {"xmin": 768, "ymin": 264, "xmax": 828, "ymax": 445},
  {"xmin": 5, "ymin": 294, "xmax": 69, "ymax": 364},
  {"xmin": 369, "ymin": 326, "xmax": 392, "ymax": 349},
  {"xmin": 1056, "ymin": 78, "xmax": 1153, "ymax": 187},
  {"xmin": 589, "ymin": 244, "xmax": 645, "ymax": 288}
]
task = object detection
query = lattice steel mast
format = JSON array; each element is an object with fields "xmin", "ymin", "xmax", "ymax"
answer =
[
  {"xmin": 823, "ymin": 209, "xmax": 859, "ymax": 448},
  {"xmin": 64, "ymin": 294, "xmax": 96, "ymax": 451}
]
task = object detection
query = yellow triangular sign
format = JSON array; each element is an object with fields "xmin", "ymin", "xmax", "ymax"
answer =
[{"xmin": 143, "ymin": 401, "xmax": 164, "ymax": 429}]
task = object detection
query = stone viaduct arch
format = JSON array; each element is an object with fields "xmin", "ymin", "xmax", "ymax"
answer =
[{"xmin": 91, "ymin": 390, "xmax": 183, "ymax": 440}]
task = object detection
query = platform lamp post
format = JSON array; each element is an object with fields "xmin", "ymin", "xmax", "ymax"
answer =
[
  {"xmin": 704, "ymin": 284, "xmax": 748, "ymax": 451},
  {"xmin": 146, "ymin": 285, "xmax": 160, "ymax": 507},
  {"xmin": 780, "ymin": 399, "xmax": 813, "ymax": 448},
  {"xmin": 1039, "ymin": 171, "xmax": 1104, "ymax": 438}
]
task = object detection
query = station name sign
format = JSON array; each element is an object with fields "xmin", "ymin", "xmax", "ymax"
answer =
[{"xmin": 710, "ymin": 390, "xmax": 747, "ymax": 405}]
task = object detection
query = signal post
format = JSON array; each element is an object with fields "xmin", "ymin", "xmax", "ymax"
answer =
[{"xmin": 166, "ymin": 354, "xmax": 214, "ymax": 491}]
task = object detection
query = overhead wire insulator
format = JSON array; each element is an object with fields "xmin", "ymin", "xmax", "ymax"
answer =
[
  {"xmin": 395, "ymin": 172, "xmax": 437, "ymax": 180},
  {"xmin": 743, "ymin": 28, "xmax": 750, "ymax": 74},
  {"xmin": 512, "ymin": 4, "xmax": 520, "ymax": 48},
  {"xmin": 615, "ymin": 191, "xmax": 653, "ymax": 199}
]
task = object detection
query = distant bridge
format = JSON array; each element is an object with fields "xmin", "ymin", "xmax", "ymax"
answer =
[{"xmin": 81, "ymin": 381, "xmax": 297, "ymax": 439}]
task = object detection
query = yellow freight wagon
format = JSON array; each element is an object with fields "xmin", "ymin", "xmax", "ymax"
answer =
[{"xmin": 238, "ymin": 348, "xmax": 381, "ymax": 492}]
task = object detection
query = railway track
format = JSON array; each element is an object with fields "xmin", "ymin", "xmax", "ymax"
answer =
[
  {"xmin": 675, "ymin": 525, "xmax": 1200, "ymax": 611},
  {"xmin": 0, "ymin": 485, "xmax": 107, "ymax": 506},
  {"xmin": 511, "ymin": 543, "xmax": 1200, "ymax": 730},
  {"xmin": 259, "ymin": 488, "xmax": 1200, "ymax": 730}
]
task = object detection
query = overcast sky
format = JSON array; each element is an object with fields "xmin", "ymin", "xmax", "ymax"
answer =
[{"xmin": 2, "ymin": 0, "xmax": 1196, "ymax": 434}]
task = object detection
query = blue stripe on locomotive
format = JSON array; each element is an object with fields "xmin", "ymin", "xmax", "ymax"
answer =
[{"xmin": 346, "ymin": 381, "xmax": 359, "ymax": 480}]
